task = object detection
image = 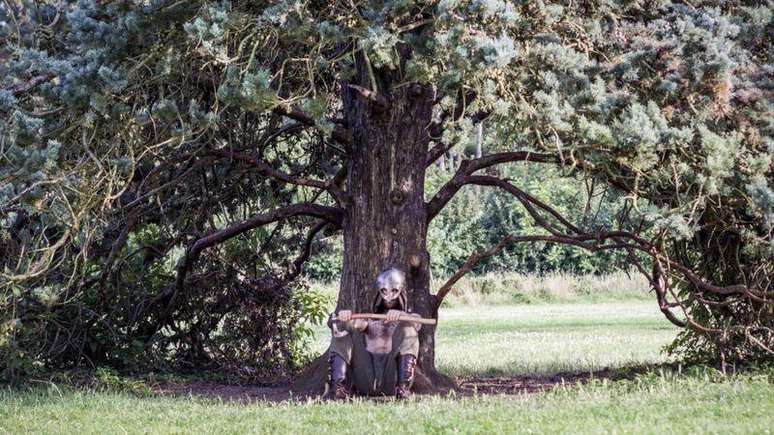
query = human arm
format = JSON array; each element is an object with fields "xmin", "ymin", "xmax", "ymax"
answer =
[
  {"xmin": 386, "ymin": 309, "xmax": 422, "ymax": 331},
  {"xmin": 328, "ymin": 309, "xmax": 368, "ymax": 332}
]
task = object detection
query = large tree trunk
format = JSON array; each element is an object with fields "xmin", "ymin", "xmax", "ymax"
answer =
[
  {"xmin": 293, "ymin": 52, "xmax": 456, "ymax": 395},
  {"xmin": 338, "ymin": 88, "xmax": 453, "ymax": 392}
]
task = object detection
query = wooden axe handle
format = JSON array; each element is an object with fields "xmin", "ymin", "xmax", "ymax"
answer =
[{"xmin": 349, "ymin": 313, "xmax": 437, "ymax": 325}]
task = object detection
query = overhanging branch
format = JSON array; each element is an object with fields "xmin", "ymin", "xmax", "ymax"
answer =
[
  {"xmin": 465, "ymin": 175, "xmax": 581, "ymax": 235},
  {"xmin": 272, "ymin": 106, "xmax": 352, "ymax": 146},
  {"xmin": 426, "ymin": 151, "xmax": 559, "ymax": 221},
  {"xmin": 185, "ymin": 202, "xmax": 342, "ymax": 263},
  {"xmin": 162, "ymin": 202, "xmax": 344, "ymax": 323},
  {"xmin": 210, "ymin": 148, "xmax": 348, "ymax": 205},
  {"xmin": 432, "ymin": 178, "xmax": 768, "ymax": 341}
]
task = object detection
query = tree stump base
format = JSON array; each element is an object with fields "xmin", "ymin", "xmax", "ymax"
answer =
[{"xmin": 291, "ymin": 352, "xmax": 459, "ymax": 397}]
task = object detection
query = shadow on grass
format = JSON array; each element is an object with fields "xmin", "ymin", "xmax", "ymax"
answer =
[
  {"xmin": 456, "ymin": 364, "xmax": 657, "ymax": 396},
  {"xmin": 151, "ymin": 364, "xmax": 661, "ymax": 403}
]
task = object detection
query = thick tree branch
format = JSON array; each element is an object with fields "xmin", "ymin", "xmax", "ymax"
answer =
[
  {"xmin": 210, "ymin": 148, "xmax": 348, "ymax": 205},
  {"xmin": 432, "ymin": 180, "xmax": 767, "ymax": 337},
  {"xmin": 433, "ymin": 233, "xmax": 625, "ymax": 306},
  {"xmin": 426, "ymin": 152, "xmax": 559, "ymax": 221},
  {"xmin": 476, "ymin": 180, "xmax": 760, "ymax": 301},
  {"xmin": 272, "ymin": 106, "xmax": 352, "ymax": 146},
  {"xmin": 436, "ymin": 234, "xmax": 766, "ymax": 337},
  {"xmin": 465, "ymin": 175, "xmax": 581, "ymax": 234},
  {"xmin": 645, "ymin": 256, "xmax": 689, "ymax": 328},
  {"xmin": 161, "ymin": 202, "xmax": 343, "ymax": 323},
  {"xmin": 432, "ymin": 230, "xmax": 715, "ymax": 334},
  {"xmin": 185, "ymin": 203, "xmax": 342, "ymax": 262}
]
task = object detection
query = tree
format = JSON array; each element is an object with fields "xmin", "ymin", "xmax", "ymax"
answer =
[{"xmin": 1, "ymin": 1, "xmax": 771, "ymax": 387}]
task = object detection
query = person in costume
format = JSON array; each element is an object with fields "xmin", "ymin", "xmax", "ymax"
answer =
[{"xmin": 326, "ymin": 267, "xmax": 420, "ymax": 399}]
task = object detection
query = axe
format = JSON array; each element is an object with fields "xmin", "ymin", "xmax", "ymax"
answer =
[{"xmin": 345, "ymin": 313, "xmax": 437, "ymax": 325}]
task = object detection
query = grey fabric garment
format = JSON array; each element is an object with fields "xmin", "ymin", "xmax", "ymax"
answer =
[{"xmin": 328, "ymin": 323, "xmax": 418, "ymax": 395}]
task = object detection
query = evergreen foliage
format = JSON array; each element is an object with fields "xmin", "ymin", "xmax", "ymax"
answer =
[{"xmin": 1, "ymin": 0, "xmax": 771, "ymax": 381}]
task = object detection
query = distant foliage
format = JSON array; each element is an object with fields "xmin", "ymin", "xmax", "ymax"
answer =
[
  {"xmin": 426, "ymin": 161, "xmax": 631, "ymax": 277},
  {"xmin": 304, "ymin": 162, "xmax": 631, "ymax": 280}
]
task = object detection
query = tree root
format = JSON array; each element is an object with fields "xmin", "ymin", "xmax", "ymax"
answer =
[{"xmin": 291, "ymin": 351, "xmax": 459, "ymax": 396}]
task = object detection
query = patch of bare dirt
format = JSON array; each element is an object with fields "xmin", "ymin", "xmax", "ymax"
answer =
[
  {"xmin": 458, "ymin": 368, "xmax": 630, "ymax": 396},
  {"xmin": 154, "ymin": 368, "xmax": 633, "ymax": 403}
]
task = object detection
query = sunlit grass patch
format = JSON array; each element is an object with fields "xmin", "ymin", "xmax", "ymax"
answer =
[
  {"xmin": 436, "ymin": 302, "xmax": 676, "ymax": 377},
  {"xmin": 310, "ymin": 301, "xmax": 677, "ymax": 377},
  {"xmin": 1, "ymin": 368, "xmax": 772, "ymax": 434}
]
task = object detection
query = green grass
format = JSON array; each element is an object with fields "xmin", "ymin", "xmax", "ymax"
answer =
[
  {"xmin": 1, "ymin": 371, "xmax": 772, "ymax": 434},
  {"xmin": 436, "ymin": 302, "xmax": 676, "ymax": 377},
  {"xmin": 310, "ymin": 301, "xmax": 677, "ymax": 377},
  {"xmin": 2, "ymin": 301, "xmax": 772, "ymax": 434}
]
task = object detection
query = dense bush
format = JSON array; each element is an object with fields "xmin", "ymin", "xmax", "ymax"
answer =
[{"xmin": 1, "ymin": 217, "xmax": 327, "ymax": 382}]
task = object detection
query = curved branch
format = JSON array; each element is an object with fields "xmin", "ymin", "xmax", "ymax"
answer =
[
  {"xmin": 434, "ymin": 221, "xmax": 766, "ymax": 339},
  {"xmin": 429, "ymin": 150, "xmax": 770, "ymax": 352},
  {"xmin": 185, "ymin": 203, "xmax": 342, "ymax": 263},
  {"xmin": 210, "ymin": 148, "xmax": 348, "ymax": 204},
  {"xmin": 650, "ymin": 260, "xmax": 689, "ymax": 328},
  {"xmin": 162, "ymin": 202, "xmax": 343, "ymax": 323},
  {"xmin": 272, "ymin": 106, "xmax": 352, "ymax": 146},
  {"xmin": 433, "ymin": 233, "xmax": 623, "ymax": 306},
  {"xmin": 440, "ymin": 175, "xmax": 761, "ymax": 302},
  {"xmin": 465, "ymin": 175, "xmax": 581, "ymax": 234},
  {"xmin": 426, "ymin": 152, "xmax": 559, "ymax": 222}
]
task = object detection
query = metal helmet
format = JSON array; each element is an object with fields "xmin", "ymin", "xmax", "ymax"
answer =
[{"xmin": 372, "ymin": 267, "xmax": 408, "ymax": 313}]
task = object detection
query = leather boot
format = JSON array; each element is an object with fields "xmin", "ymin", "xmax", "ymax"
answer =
[
  {"xmin": 327, "ymin": 353, "xmax": 350, "ymax": 400},
  {"xmin": 395, "ymin": 354, "xmax": 416, "ymax": 399}
]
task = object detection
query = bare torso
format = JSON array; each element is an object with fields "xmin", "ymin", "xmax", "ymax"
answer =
[
  {"xmin": 364, "ymin": 320, "xmax": 398, "ymax": 354},
  {"xmin": 329, "ymin": 311, "xmax": 421, "ymax": 355}
]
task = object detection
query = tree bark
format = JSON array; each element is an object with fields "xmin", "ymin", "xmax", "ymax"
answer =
[{"xmin": 294, "ymin": 51, "xmax": 456, "ymax": 394}]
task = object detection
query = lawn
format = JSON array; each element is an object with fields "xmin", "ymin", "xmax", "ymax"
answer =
[
  {"xmin": 2, "ymin": 301, "xmax": 772, "ymax": 435},
  {"xmin": 436, "ymin": 302, "xmax": 677, "ymax": 377},
  {"xmin": 310, "ymin": 301, "xmax": 677, "ymax": 377}
]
